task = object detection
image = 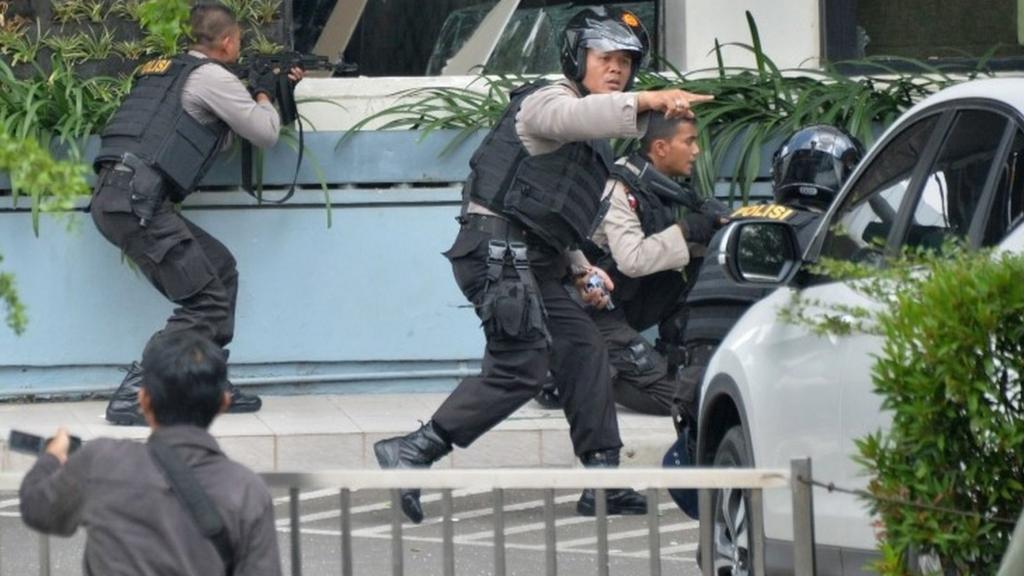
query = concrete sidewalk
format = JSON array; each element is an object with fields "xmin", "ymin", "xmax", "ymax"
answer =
[{"xmin": 0, "ymin": 394, "xmax": 678, "ymax": 473}]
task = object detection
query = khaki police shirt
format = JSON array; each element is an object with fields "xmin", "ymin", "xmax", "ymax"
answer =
[
  {"xmin": 468, "ymin": 79, "xmax": 648, "ymax": 271},
  {"xmin": 20, "ymin": 425, "xmax": 282, "ymax": 576},
  {"xmin": 590, "ymin": 176, "xmax": 690, "ymax": 278},
  {"xmin": 182, "ymin": 50, "xmax": 281, "ymax": 149}
]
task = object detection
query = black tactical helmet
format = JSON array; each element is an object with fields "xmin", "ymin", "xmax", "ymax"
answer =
[
  {"xmin": 560, "ymin": 6, "xmax": 650, "ymax": 91},
  {"xmin": 771, "ymin": 124, "xmax": 865, "ymax": 212}
]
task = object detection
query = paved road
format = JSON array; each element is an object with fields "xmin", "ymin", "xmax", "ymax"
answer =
[{"xmin": 2, "ymin": 487, "xmax": 702, "ymax": 575}]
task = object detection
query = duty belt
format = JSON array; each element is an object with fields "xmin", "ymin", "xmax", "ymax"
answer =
[{"xmin": 459, "ymin": 214, "xmax": 528, "ymax": 243}]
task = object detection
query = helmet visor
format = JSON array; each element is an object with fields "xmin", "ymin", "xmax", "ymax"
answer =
[
  {"xmin": 577, "ymin": 19, "xmax": 645, "ymax": 57},
  {"xmin": 787, "ymin": 150, "xmax": 843, "ymax": 190}
]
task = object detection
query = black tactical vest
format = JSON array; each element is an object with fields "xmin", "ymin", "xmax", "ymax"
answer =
[
  {"xmin": 94, "ymin": 54, "xmax": 229, "ymax": 202},
  {"xmin": 582, "ymin": 154, "xmax": 686, "ymax": 304},
  {"xmin": 465, "ymin": 81, "xmax": 613, "ymax": 252},
  {"xmin": 609, "ymin": 154, "xmax": 679, "ymax": 237},
  {"xmin": 681, "ymin": 203, "xmax": 820, "ymax": 344}
]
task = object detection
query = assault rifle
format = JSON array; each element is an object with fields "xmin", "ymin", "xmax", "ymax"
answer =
[
  {"xmin": 639, "ymin": 160, "xmax": 732, "ymax": 221},
  {"xmin": 232, "ymin": 52, "xmax": 356, "ymax": 124},
  {"xmin": 230, "ymin": 52, "xmax": 357, "ymax": 204}
]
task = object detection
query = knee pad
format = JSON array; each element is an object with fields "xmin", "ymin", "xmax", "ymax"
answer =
[{"xmin": 614, "ymin": 337, "xmax": 657, "ymax": 376}]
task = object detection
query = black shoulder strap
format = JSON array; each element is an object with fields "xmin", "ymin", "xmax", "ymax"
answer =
[
  {"xmin": 148, "ymin": 439, "xmax": 235, "ymax": 575},
  {"xmin": 240, "ymin": 120, "xmax": 300, "ymax": 206}
]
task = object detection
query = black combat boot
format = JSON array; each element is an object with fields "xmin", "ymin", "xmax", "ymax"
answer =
[
  {"xmin": 226, "ymin": 384, "xmax": 262, "ymax": 413},
  {"xmin": 105, "ymin": 362, "xmax": 261, "ymax": 425},
  {"xmin": 222, "ymin": 349, "xmax": 262, "ymax": 413},
  {"xmin": 576, "ymin": 448, "xmax": 648, "ymax": 516},
  {"xmin": 373, "ymin": 421, "xmax": 453, "ymax": 523},
  {"xmin": 105, "ymin": 362, "xmax": 146, "ymax": 426}
]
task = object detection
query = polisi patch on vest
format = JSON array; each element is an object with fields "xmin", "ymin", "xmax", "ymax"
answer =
[
  {"xmin": 138, "ymin": 59, "xmax": 172, "ymax": 75},
  {"xmin": 730, "ymin": 203, "xmax": 796, "ymax": 221}
]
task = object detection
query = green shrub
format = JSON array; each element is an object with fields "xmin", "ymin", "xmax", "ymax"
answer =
[
  {"xmin": 0, "ymin": 129, "xmax": 91, "ymax": 234},
  {"xmin": 857, "ymin": 249, "xmax": 1024, "ymax": 575},
  {"xmin": 136, "ymin": 0, "xmax": 190, "ymax": 56},
  {"xmin": 789, "ymin": 246, "xmax": 1024, "ymax": 574},
  {"xmin": 0, "ymin": 252, "xmax": 25, "ymax": 335}
]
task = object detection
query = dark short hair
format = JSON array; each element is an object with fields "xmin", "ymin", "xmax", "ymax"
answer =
[
  {"xmin": 190, "ymin": 2, "xmax": 238, "ymax": 48},
  {"xmin": 141, "ymin": 332, "xmax": 228, "ymax": 428},
  {"xmin": 639, "ymin": 112, "xmax": 696, "ymax": 153}
]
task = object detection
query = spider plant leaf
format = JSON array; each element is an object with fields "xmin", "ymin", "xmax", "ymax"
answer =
[
  {"xmin": 714, "ymin": 38, "xmax": 725, "ymax": 79},
  {"xmin": 739, "ymin": 10, "xmax": 765, "ymax": 76}
]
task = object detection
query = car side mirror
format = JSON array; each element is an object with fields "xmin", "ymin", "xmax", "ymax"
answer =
[{"xmin": 722, "ymin": 220, "xmax": 801, "ymax": 285}]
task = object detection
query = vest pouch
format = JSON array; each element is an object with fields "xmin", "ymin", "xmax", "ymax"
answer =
[
  {"xmin": 505, "ymin": 177, "xmax": 566, "ymax": 214},
  {"xmin": 101, "ymin": 116, "xmax": 146, "ymax": 139},
  {"xmin": 153, "ymin": 112, "xmax": 220, "ymax": 198},
  {"xmin": 503, "ymin": 180, "xmax": 573, "ymax": 250},
  {"xmin": 502, "ymin": 143, "xmax": 607, "ymax": 251}
]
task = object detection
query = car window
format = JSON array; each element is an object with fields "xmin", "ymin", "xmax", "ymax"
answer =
[
  {"xmin": 819, "ymin": 114, "xmax": 941, "ymax": 262},
  {"xmin": 903, "ymin": 110, "xmax": 1008, "ymax": 250},
  {"xmin": 983, "ymin": 129, "xmax": 1024, "ymax": 247}
]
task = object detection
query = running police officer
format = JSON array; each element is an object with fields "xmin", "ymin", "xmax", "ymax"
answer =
[
  {"xmin": 676, "ymin": 124, "xmax": 864, "ymax": 423},
  {"xmin": 584, "ymin": 112, "xmax": 726, "ymax": 417},
  {"xmin": 90, "ymin": 2, "xmax": 304, "ymax": 425},
  {"xmin": 373, "ymin": 6, "xmax": 712, "ymax": 523}
]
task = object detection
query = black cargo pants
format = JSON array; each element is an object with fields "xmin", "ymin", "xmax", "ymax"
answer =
[
  {"xmin": 89, "ymin": 166, "xmax": 238, "ymax": 352},
  {"xmin": 588, "ymin": 270, "xmax": 694, "ymax": 417},
  {"xmin": 589, "ymin": 307, "xmax": 676, "ymax": 416},
  {"xmin": 432, "ymin": 222, "xmax": 622, "ymax": 457}
]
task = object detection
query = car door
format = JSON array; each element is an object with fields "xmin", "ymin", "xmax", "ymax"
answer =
[
  {"xmin": 836, "ymin": 106, "xmax": 1014, "ymax": 554},
  {"xmin": 751, "ymin": 112, "xmax": 946, "ymax": 551},
  {"xmin": 979, "ymin": 127, "xmax": 1024, "ymax": 252}
]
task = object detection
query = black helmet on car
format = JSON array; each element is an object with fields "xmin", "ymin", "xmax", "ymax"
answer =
[
  {"xmin": 771, "ymin": 124, "xmax": 865, "ymax": 212},
  {"xmin": 560, "ymin": 6, "xmax": 650, "ymax": 91}
]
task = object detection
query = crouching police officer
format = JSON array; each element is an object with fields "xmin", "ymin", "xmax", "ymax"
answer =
[
  {"xmin": 90, "ymin": 2, "xmax": 304, "ymax": 425},
  {"xmin": 676, "ymin": 124, "xmax": 864, "ymax": 423},
  {"xmin": 583, "ymin": 112, "xmax": 727, "ymax": 417},
  {"xmin": 373, "ymin": 6, "xmax": 711, "ymax": 523}
]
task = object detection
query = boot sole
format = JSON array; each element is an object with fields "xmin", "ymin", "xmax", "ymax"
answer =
[
  {"xmin": 226, "ymin": 402, "xmax": 262, "ymax": 414},
  {"xmin": 372, "ymin": 441, "xmax": 425, "ymax": 524},
  {"xmin": 106, "ymin": 412, "xmax": 146, "ymax": 426}
]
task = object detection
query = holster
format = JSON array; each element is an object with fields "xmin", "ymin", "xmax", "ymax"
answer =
[
  {"xmin": 479, "ymin": 240, "xmax": 547, "ymax": 342},
  {"xmin": 121, "ymin": 152, "xmax": 166, "ymax": 227}
]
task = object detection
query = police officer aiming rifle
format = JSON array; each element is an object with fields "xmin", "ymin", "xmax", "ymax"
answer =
[
  {"xmin": 90, "ymin": 2, "xmax": 304, "ymax": 425},
  {"xmin": 373, "ymin": 6, "xmax": 712, "ymax": 523}
]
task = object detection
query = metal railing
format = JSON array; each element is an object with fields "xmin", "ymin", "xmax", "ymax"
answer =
[{"xmin": 0, "ymin": 461, "xmax": 816, "ymax": 576}]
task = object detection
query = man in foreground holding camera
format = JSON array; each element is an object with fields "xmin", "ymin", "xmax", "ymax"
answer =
[
  {"xmin": 19, "ymin": 332, "xmax": 281, "ymax": 575},
  {"xmin": 90, "ymin": 2, "xmax": 303, "ymax": 425}
]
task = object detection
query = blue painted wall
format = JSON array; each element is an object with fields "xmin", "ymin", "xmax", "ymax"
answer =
[
  {"xmin": 0, "ymin": 128, "xmax": 772, "ymax": 397},
  {"xmin": 0, "ymin": 131, "xmax": 488, "ymax": 397}
]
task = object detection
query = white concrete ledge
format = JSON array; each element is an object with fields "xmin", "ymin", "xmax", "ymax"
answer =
[{"xmin": 0, "ymin": 393, "xmax": 678, "ymax": 473}]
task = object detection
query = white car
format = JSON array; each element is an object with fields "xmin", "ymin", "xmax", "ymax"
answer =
[{"xmin": 696, "ymin": 77, "xmax": 1024, "ymax": 576}]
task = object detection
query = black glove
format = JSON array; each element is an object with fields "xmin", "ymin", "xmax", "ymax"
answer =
[
  {"xmin": 678, "ymin": 212, "xmax": 716, "ymax": 245},
  {"xmin": 249, "ymin": 68, "xmax": 278, "ymax": 102},
  {"xmin": 700, "ymin": 197, "xmax": 731, "ymax": 219}
]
